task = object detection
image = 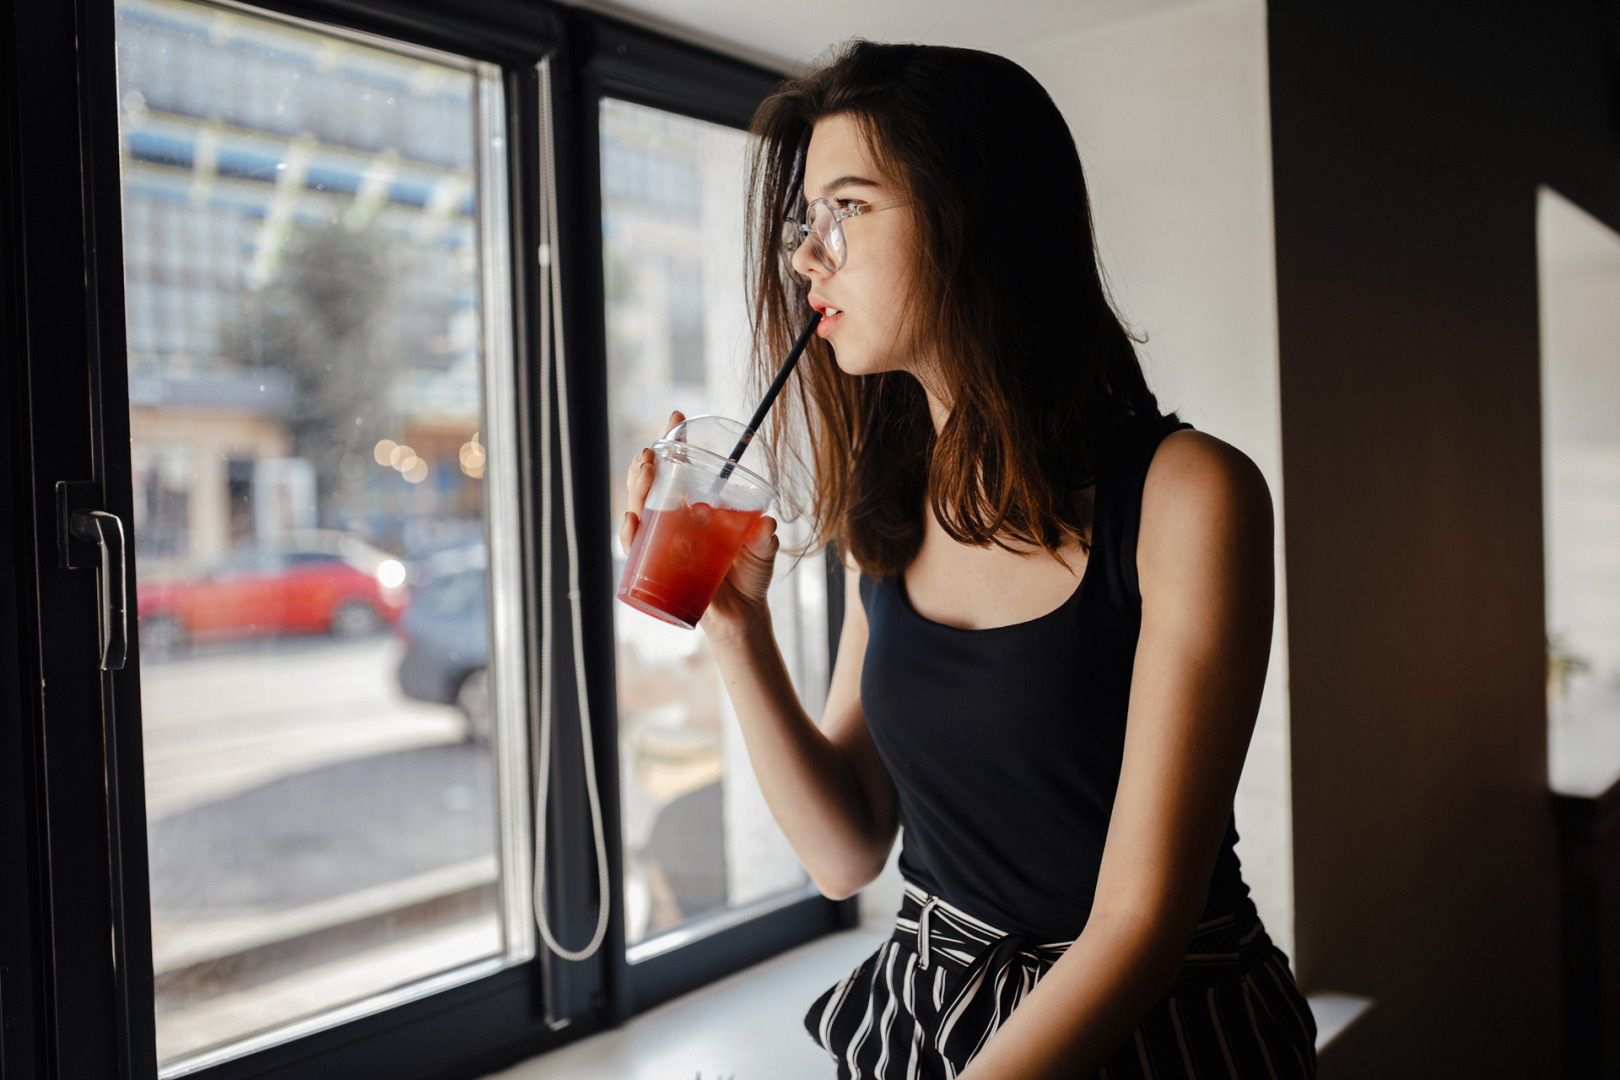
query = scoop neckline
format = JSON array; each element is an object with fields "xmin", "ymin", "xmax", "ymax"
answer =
[
  {"xmin": 895, "ymin": 562, "xmax": 1091, "ymax": 633},
  {"xmin": 894, "ymin": 484, "xmax": 1102, "ymax": 633}
]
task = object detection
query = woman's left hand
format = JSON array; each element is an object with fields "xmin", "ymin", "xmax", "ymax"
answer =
[{"xmin": 699, "ymin": 511, "xmax": 780, "ymax": 643}]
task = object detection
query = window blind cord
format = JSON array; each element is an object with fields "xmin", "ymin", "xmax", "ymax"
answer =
[{"xmin": 531, "ymin": 56, "xmax": 611, "ymax": 964}]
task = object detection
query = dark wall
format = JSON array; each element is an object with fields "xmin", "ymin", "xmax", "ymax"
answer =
[{"xmin": 1269, "ymin": 2, "xmax": 1620, "ymax": 1076}]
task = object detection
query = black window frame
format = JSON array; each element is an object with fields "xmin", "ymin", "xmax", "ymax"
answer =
[
  {"xmin": 0, "ymin": 1, "xmax": 850, "ymax": 1078},
  {"xmin": 562, "ymin": 11, "xmax": 858, "ymax": 1020}
]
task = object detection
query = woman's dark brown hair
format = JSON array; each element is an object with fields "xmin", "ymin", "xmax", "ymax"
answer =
[{"xmin": 747, "ymin": 40, "xmax": 1169, "ymax": 577}]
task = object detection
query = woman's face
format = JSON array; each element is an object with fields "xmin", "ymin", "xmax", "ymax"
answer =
[{"xmin": 793, "ymin": 113, "xmax": 921, "ymax": 378}]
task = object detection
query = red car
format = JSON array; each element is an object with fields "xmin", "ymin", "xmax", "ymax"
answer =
[{"xmin": 137, "ymin": 537, "xmax": 407, "ymax": 650}]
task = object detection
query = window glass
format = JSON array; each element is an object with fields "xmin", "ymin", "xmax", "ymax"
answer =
[
  {"xmin": 115, "ymin": 0, "xmax": 529, "ymax": 1069},
  {"xmin": 600, "ymin": 98, "xmax": 829, "ymax": 956},
  {"xmin": 1539, "ymin": 187, "xmax": 1620, "ymax": 797}
]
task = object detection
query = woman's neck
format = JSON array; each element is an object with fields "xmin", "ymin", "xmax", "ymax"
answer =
[
  {"xmin": 907, "ymin": 355, "xmax": 951, "ymax": 435},
  {"xmin": 925, "ymin": 388, "xmax": 950, "ymax": 435}
]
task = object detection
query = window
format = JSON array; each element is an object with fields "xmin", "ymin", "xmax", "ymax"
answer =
[
  {"xmin": 1538, "ymin": 187, "xmax": 1620, "ymax": 798},
  {"xmin": 115, "ymin": 0, "xmax": 530, "ymax": 1070},
  {"xmin": 2, "ymin": 3, "xmax": 841, "ymax": 1078},
  {"xmin": 600, "ymin": 97, "xmax": 828, "ymax": 959}
]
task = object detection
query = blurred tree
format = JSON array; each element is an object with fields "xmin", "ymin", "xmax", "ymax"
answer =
[{"xmin": 235, "ymin": 223, "xmax": 418, "ymax": 527}]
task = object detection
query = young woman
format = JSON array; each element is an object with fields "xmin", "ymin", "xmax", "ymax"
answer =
[{"xmin": 621, "ymin": 41, "xmax": 1318, "ymax": 1079}]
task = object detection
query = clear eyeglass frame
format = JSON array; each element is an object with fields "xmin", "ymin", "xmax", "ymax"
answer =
[{"xmin": 781, "ymin": 195, "xmax": 908, "ymax": 278}]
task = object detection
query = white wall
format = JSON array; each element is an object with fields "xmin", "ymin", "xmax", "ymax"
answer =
[
  {"xmin": 571, "ymin": 0, "xmax": 1209, "ymax": 72},
  {"xmin": 1003, "ymin": 0, "xmax": 1294, "ymax": 958}
]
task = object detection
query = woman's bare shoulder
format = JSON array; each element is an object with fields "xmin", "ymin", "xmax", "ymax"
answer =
[
  {"xmin": 1138, "ymin": 430, "xmax": 1273, "ymax": 584},
  {"xmin": 1144, "ymin": 429, "xmax": 1269, "ymax": 513}
]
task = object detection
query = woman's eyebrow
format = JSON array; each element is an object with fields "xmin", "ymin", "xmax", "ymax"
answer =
[{"xmin": 816, "ymin": 175, "xmax": 881, "ymax": 198}]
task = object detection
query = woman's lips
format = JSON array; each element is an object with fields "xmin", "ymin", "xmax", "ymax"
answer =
[{"xmin": 816, "ymin": 309, "xmax": 843, "ymax": 337}]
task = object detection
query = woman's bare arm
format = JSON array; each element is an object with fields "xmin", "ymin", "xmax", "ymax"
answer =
[
  {"xmin": 621, "ymin": 415, "xmax": 897, "ymax": 898},
  {"xmin": 957, "ymin": 430, "xmax": 1276, "ymax": 1078},
  {"xmin": 707, "ymin": 557, "xmax": 897, "ymax": 898}
]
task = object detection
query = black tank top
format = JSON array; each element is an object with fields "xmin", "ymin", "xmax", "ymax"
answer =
[{"xmin": 859, "ymin": 419, "xmax": 1249, "ymax": 941}]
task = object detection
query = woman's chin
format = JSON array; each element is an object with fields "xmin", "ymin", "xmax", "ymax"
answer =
[
  {"xmin": 830, "ymin": 352, "xmax": 866, "ymax": 376},
  {"xmin": 831, "ymin": 347, "xmax": 894, "ymax": 378}
]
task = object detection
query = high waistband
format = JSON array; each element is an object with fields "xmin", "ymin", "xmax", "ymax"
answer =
[
  {"xmin": 811, "ymin": 882, "xmax": 1312, "ymax": 1076},
  {"xmin": 891, "ymin": 881, "xmax": 1274, "ymax": 990}
]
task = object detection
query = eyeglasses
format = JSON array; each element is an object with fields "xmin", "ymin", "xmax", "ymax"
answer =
[{"xmin": 782, "ymin": 195, "xmax": 908, "ymax": 277}]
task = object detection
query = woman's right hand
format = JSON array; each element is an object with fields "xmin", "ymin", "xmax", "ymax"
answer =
[{"xmin": 621, "ymin": 410, "xmax": 781, "ymax": 639}]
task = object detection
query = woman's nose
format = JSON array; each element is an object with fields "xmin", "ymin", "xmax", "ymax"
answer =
[{"xmin": 789, "ymin": 231, "xmax": 823, "ymax": 280}]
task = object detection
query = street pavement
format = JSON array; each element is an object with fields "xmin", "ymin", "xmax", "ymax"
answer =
[
  {"xmin": 135, "ymin": 634, "xmax": 512, "ymax": 1065},
  {"xmin": 140, "ymin": 636, "xmax": 467, "ymax": 820},
  {"xmin": 140, "ymin": 634, "xmax": 497, "ymax": 922},
  {"xmin": 148, "ymin": 738, "xmax": 497, "ymax": 912},
  {"xmin": 135, "ymin": 628, "xmax": 731, "ymax": 1064}
]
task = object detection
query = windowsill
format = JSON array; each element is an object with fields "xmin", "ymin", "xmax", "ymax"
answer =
[
  {"xmin": 489, "ymin": 928, "xmax": 889, "ymax": 1079},
  {"xmin": 1309, "ymin": 991, "xmax": 1373, "ymax": 1053},
  {"xmin": 489, "ymin": 925, "xmax": 1371, "ymax": 1077}
]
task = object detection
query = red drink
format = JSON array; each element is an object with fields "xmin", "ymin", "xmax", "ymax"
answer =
[{"xmin": 617, "ymin": 499, "xmax": 764, "ymax": 628}]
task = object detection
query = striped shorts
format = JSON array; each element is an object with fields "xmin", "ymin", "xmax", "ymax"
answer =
[{"xmin": 804, "ymin": 882, "xmax": 1318, "ymax": 1079}]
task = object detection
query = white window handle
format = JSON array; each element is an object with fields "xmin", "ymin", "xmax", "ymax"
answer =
[{"xmin": 69, "ymin": 509, "xmax": 127, "ymax": 671}]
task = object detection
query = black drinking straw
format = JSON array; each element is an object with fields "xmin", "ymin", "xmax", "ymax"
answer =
[{"xmin": 713, "ymin": 309, "xmax": 823, "ymax": 486}]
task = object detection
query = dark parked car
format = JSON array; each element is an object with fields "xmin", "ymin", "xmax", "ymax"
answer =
[{"xmin": 396, "ymin": 554, "xmax": 489, "ymax": 743}]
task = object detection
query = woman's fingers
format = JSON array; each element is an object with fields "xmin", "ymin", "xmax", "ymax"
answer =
[
  {"xmin": 746, "ymin": 515, "xmax": 779, "ymax": 554},
  {"xmin": 621, "ymin": 412, "xmax": 685, "ymax": 556},
  {"xmin": 622, "ymin": 443, "xmax": 659, "ymax": 554},
  {"xmin": 626, "ymin": 447, "xmax": 655, "ymax": 507},
  {"xmin": 726, "ymin": 515, "xmax": 779, "ymax": 599},
  {"xmin": 697, "ymin": 515, "xmax": 778, "ymax": 631},
  {"xmin": 625, "ymin": 446, "xmax": 653, "ymax": 495}
]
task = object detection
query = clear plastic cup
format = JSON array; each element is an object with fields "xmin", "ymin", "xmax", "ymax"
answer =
[{"xmin": 616, "ymin": 415, "xmax": 778, "ymax": 629}]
